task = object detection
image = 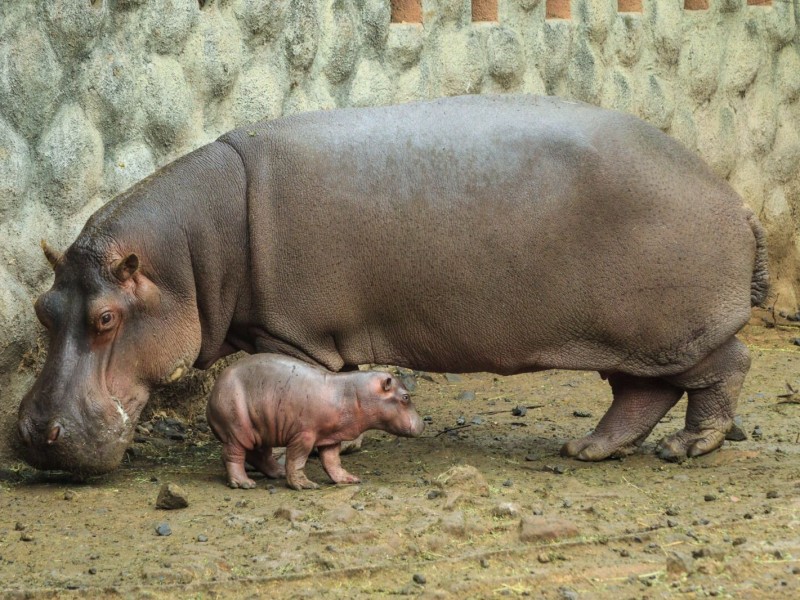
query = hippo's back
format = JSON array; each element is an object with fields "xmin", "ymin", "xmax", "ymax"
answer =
[{"xmin": 220, "ymin": 95, "xmax": 759, "ymax": 377}]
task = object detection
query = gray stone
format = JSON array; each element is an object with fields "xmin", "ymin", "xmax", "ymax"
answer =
[
  {"xmin": 487, "ymin": 27, "xmax": 525, "ymax": 90},
  {"xmin": 679, "ymin": 33, "xmax": 722, "ymax": 103},
  {"xmin": 0, "ymin": 25, "xmax": 64, "ymax": 139},
  {"xmin": 143, "ymin": 56, "xmax": 196, "ymax": 147},
  {"xmin": 542, "ymin": 20, "xmax": 572, "ymax": 94},
  {"xmin": 357, "ymin": 0, "xmax": 391, "ymax": 51},
  {"xmin": 322, "ymin": 5, "xmax": 359, "ymax": 85},
  {"xmin": 636, "ymin": 74, "xmax": 674, "ymax": 131},
  {"xmin": 0, "ymin": 117, "xmax": 31, "ymax": 223},
  {"xmin": 722, "ymin": 25, "xmax": 763, "ymax": 95},
  {"xmin": 350, "ymin": 59, "xmax": 394, "ymax": 107},
  {"xmin": 519, "ymin": 516, "xmax": 579, "ymax": 543},
  {"xmin": 611, "ymin": 13, "xmax": 643, "ymax": 67},
  {"xmin": 43, "ymin": 0, "xmax": 107, "ymax": 59},
  {"xmin": 433, "ymin": 31, "xmax": 485, "ymax": 96},
  {"xmin": 440, "ymin": 511, "xmax": 466, "ymax": 537},
  {"xmin": 183, "ymin": 12, "xmax": 243, "ymax": 99},
  {"xmin": 36, "ymin": 104, "xmax": 104, "ymax": 215},
  {"xmin": 776, "ymin": 47, "xmax": 800, "ymax": 103},
  {"xmin": 568, "ymin": 37, "xmax": 601, "ymax": 105},
  {"xmin": 233, "ymin": 0, "xmax": 288, "ymax": 40},
  {"xmin": 156, "ymin": 483, "xmax": 189, "ymax": 510},
  {"xmin": 284, "ymin": 0, "xmax": 320, "ymax": 72},
  {"xmin": 231, "ymin": 60, "xmax": 288, "ymax": 125},
  {"xmin": 387, "ymin": 24, "xmax": 424, "ymax": 71},
  {"xmin": 649, "ymin": 0, "xmax": 682, "ymax": 67},
  {"xmin": 143, "ymin": 0, "xmax": 198, "ymax": 55},
  {"xmin": 105, "ymin": 142, "xmax": 156, "ymax": 196},
  {"xmin": 81, "ymin": 45, "xmax": 145, "ymax": 136},
  {"xmin": 575, "ymin": 0, "xmax": 615, "ymax": 46}
]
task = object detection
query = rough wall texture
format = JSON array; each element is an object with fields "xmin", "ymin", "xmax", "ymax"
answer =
[{"xmin": 0, "ymin": 0, "xmax": 798, "ymax": 464}]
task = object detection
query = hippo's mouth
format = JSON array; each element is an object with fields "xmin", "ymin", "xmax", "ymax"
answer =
[{"xmin": 17, "ymin": 415, "xmax": 138, "ymax": 477}]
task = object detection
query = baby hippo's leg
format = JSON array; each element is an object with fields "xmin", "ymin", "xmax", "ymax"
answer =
[
  {"xmin": 317, "ymin": 443, "xmax": 361, "ymax": 485},
  {"xmin": 246, "ymin": 448, "xmax": 286, "ymax": 479},
  {"xmin": 285, "ymin": 431, "xmax": 319, "ymax": 490},
  {"xmin": 222, "ymin": 442, "xmax": 257, "ymax": 489}
]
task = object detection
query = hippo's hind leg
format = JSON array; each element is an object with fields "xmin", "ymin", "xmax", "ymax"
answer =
[
  {"xmin": 246, "ymin": 448, "xmax": 286, "ymax": 479},
  {"xmin": 657, "ymin": 336, "xmax": 750, "ymax": 462},
  {"xmin": 561, "ymin": 374, "xmax": 683, "ymax": 461},
  {"xmin": 317, "ymin": 443, "xmax": 361, "ymax": 485},
  {"xmin": 221, "ymin": 443, "xmax": 257, "ymax": 489}
]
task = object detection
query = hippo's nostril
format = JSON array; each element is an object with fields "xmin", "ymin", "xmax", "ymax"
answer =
[
  {"xmin": 18, "ymin": 418, "xmax": 33, "ymax": 446},
  {"xmin": 47, "ymin": 422, "xmax": 62, "ymax": 445}
]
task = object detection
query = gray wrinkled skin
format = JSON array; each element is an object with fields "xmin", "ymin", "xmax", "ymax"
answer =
[
  {"xmin": 17, "ymin": 95, "xmax": 768, "ymax": 474},
  {"xmin": 206, "ymin": 354, "xmax": 424, "ymax": 490}
]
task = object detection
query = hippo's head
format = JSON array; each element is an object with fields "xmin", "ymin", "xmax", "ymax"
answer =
[{"xmin": 17, "ymin": 239, "xmax": 201, "ymax": 476}]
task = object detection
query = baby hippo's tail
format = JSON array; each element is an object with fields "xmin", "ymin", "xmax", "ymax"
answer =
[{"xmin": 747, "ymin": 210, "xmax": 769, "ymax": 308}]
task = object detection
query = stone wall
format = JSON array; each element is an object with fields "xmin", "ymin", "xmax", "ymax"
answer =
[{"xmin": 1, "ymin": 0, "xmax": 798, "ymax": 464}]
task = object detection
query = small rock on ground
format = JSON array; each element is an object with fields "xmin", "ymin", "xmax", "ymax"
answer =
[
  {"xmin": 519, "ymin": 517, "xmax": 579, "ymax": 543},
  {"xmin": 435, "ymin": 465, "xmax": 490, "ymax": 497},
  {"xmin": 156, "ymin": 483, "xmax": 189, "ymax": 510}
]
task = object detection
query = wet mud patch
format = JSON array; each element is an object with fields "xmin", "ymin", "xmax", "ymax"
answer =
[{"xmin": 1, "ymin": 324, "xmax": 799, "ymax": 598}]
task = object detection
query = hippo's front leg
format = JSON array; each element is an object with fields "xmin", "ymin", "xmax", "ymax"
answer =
[
  {"xmin": 317, "ymin": 443, "xmax": 361, "ymax": 485},
  {"xmin": 561, "ymin": 374, "xmax": 683, "ymax": 461},
  {"xmin": 284, "ymin": 431, "xmax": 319, "ymax": 490}
]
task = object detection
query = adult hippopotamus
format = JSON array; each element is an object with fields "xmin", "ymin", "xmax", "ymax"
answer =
[{"xmin": 17, "ymin": 95, "xmax": 768, "ymax": 476}]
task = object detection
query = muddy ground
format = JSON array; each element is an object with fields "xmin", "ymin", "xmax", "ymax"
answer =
[{"xmin": 1, "ymin": 322, "xmax": 799, "ymax": 599}]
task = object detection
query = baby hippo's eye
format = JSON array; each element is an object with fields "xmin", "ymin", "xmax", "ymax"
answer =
[{"xmin": 402, "ymin": 394, "xmax": 410, "ymax": 402}]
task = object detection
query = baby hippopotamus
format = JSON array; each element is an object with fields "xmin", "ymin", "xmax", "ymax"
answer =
[{"xmin": 206, "ymin": 354, "xmax": 425, "ymax": 490}]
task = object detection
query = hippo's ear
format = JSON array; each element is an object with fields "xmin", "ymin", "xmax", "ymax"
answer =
[
  {"xmin": 112, "ymin": 253, "xmax": 140, "ymax": 283},
  {"xmin": 40, "ymin": 240, "xmax": 61, "ymax": 269},
  {"xmin": 381, "ymin": 376, "xmax": 393, "ymax": 392}
]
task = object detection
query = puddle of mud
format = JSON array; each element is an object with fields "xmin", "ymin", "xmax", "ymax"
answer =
[{"xmin": 1, "ymin": 324, "xmax": 799, "ymax": 599}]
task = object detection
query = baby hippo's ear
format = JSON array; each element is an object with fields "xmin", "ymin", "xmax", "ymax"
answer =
[{"xmin": 381, "ymin": 376, "xmax": 394, "ymax": 392}]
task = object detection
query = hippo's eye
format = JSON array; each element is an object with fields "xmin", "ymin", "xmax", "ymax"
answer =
[
  {"xmin": 97, "ymin": 311, "xmax": 115, "ymax": 331},
  {"xmin": 402, "ymin": 394, "xmax": 410, "ymax": 403}
]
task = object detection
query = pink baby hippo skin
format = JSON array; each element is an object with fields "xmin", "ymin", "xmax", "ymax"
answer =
[{"xmin": 206, "ymin": 354, "xmax": 425, "ymax": 490}]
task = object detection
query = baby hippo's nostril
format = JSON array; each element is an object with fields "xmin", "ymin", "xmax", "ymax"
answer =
[{"xmin": 46, "ymin": 422, "xmax": 62, "ymax": 445}]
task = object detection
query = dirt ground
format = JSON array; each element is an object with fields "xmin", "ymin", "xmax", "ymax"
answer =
[{"xmin": 1, "ymin": 322, "xmax": 799, "ymax": 599}]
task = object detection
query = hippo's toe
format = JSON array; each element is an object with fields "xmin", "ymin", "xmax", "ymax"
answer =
[
  {"xmin": 656, "ymin": 428, "xmax": 728, "ymax": 462},
  {"xmin": 228, "ymin": 477, "xmax": 257, "ymax": 489},
  {"xmin": 561, "ymin": 434, "xmax": 639, "ymax": 462}
]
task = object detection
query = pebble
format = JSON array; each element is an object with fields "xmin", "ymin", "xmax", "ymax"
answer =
[
  {"xmin": 511, "ymin": 405, "xmax": 527, "ymax": 417},
  {"xmin": 562, "ymin": 499, "xmax": 573, "ymax": 509},
  {"xmin": 14, "ymin": 522, "xmax": 25, "ymax": 531},
  {"xmin": 471, "ymin": 416, "xmax": 484, "ymax": 425},
  {"xmin": 666, "ymin": 552, "xmax": 694, "ymax": 575},
  {"xmin": 63, "ymin": 490, "xmax": 76, "ymax": 501},
  {"xmin": 480, "ymin": 558, "xmax": 489, "ymax": 568},
  {"xmin": 519, "ymin": 516, "xmax": 579, "ymax": 543},
  {"xmin": 537, "ymin": 552, "xmax": 551, "ymax": 563},
  {"xmin": 704, "ymin": 494, "xmax": 717, "ymax": 502},
  {"xmin": 665, "ymin": 506, "xmax": 680, "ymax": 516},
  {"xmin": 752, "ymin": 425, "xmax": 763, "ymax": 439},
  {"xmin": 266, "ymin": 485, "xmax": 277, "ymax": 494},
  {"xmin": 667, "ymin": 519, "xmax": 678, "ymax": 528},
  {"xmin": 456, "ymin": 416, "xmax": 466, "ymax": 426},
  {"xmin": 619, "ymin": 549, "xmax": 631, "ymax": 557},
  {"xmin": 412, "ymin": 573, "xmax": 426, "ymax": 585},
  {"xmin": 155, "ymin": 523, "xmax": 172, "ymax": 536},
  {"xmin": 444, "ymin": 373, "xmax": 463, "ymax": 383},
  {"xmin": 20, "ymin": 533, "xmax": 33, "ymax": 542},
  {"xmin": 502, "ymin": 479, "xmax": 513, "ymax": 487},
  {"xmin": 559, "ymin": 588, "xmax": 579, "ymax": 600},
  {"xmin": 197, "ymin": 534, "xmax": 208, "ymax": 543},
  {"xmin": 791, "ymin": 338, "xmax": 800, "ymax": 346},
  {"xmin": 427, "ymin": 489, "xmax": 443, "ymax": 500},
  {"xmin": 543, "ymin": 464, "xmax": 565, "ymax": 475},
  {"xmin": 732, "ymin": 537, "xmax": 746, "ymax": 546},
  {"xmin": 274, "ymin": 507, "xmax": 305, "ymax": 522},
  {"xmin": 725, "ymin": 416, "xmax": 747, "ymax": 441},
  {"xmin": 156, "ymin": 483, "xmax": 189, "ymax": 510},
  {"xmin": 423, "ymin": 415, "xmax": 433, "ymax": 423},
  {"xmin": 492, "ymin": 502, "xmax": 521, "ymax": 518},
  {"xmin": 573, "ymin": 410, "xmax": 592, "ymax": 418},
  {"xmin": 766, "ymin": 490, "xmax": 779, "ymax": 499},
  {"xmin": 456, "ymin": 390, "xmax": 476, "ymax": 401},
  {"xmin": 88, "ymin": 568, "xmax": 97, "ymax": 575}
]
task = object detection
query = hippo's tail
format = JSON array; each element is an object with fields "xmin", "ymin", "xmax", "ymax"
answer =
[{"xmin": 747, "ymin": 210, "xmax": 769, "ymax": 308}]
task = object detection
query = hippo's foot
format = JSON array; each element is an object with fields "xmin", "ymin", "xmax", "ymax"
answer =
[
  {"xmin": 228, "ymin": 477, "xmax": 257, "ymax": 489},
  {"xmin": 246, "ymin": 449, "xmax": 286, "ymax": 479},
  {"xmin": 656, "ymin": 428, "xmax": 728, "ymax": 462},
  {"xmin": 660, "ymin": 337, "xmax": 750, "ymax": 463},
  {"xmin": 224, "ymin": 457, "xmax": 257, "ymax": 489},
  {"xmin": 562, "ymin": 373, "xmax": 683, "ymax": 461},
  {"xmin": 317, "ymin": 443, "xmax": 361, "ymax": 485},
  {"xmin": 561, "ymin": 434, "xmax": 641, "ymax": 461},
  {"xmin": 286, "ymin": 470, "xmax": 319, "ymax": 491}
]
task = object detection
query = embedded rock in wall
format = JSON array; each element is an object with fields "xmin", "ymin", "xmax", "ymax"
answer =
[{"xmin": 0, "ymin": 0, "xmax": 798, "ymax": 465}]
